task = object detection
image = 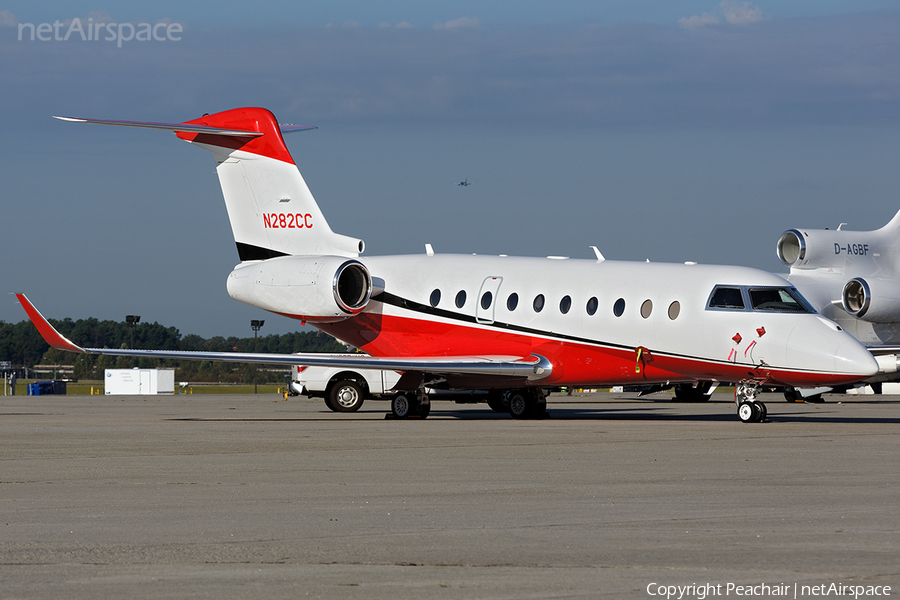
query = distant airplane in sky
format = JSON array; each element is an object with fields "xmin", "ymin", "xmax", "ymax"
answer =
[
  {"xmin": 17, "ymin": 107, "xmax": 879, "ymax": 423},
  {"xmin": 458, "ymin": 179, "xmax": 471, "ymax": 187}
]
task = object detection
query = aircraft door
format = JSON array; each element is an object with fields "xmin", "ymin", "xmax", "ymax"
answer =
[
  {"xmin": 139, "ymin": 370, "xmax": 151, "ymax": 394},
  {"xmin": 476, "ymin": 277, "xmax": 503, "ymax": 324}
]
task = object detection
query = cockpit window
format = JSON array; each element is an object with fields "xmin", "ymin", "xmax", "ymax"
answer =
[
  {"xmin": 708, "ymin": 287, "xmax": 745, "ymax": 310},
  {"xmin": 749, "ymin": 287, "xmax": 811, "ymax": 312}
]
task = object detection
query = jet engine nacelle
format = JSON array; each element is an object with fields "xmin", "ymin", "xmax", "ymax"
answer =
[
  {"xmin": 777, "ymin": 228, "xmax": 875, "ymax": 270},
  {"xmin": 841, "ymin": 277, "xmax": 900, "ymax": 323},
  {"xmin": 226, "ymin": 255, "xmax": 374, "ymax": 322}
]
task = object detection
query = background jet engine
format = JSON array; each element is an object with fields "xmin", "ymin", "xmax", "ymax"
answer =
[
  {"xmin": 227, "ymin": 255, "xmax": 374, "ymax": 322},
  {"xmin": 777, "ymin": 228, "xmax": 875, "ymax": 269},
  {"xmin": 841, "ymin": 277, "xmax": 900, "ymax": 323}
]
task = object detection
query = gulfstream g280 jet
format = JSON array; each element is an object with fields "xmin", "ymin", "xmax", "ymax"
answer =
[{"xmin": 17, "ymin": 107, "xmax": 878, "ymax": 421}]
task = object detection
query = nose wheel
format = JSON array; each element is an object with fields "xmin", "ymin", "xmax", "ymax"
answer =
[
  {"xmin": 737, "ymin": 400, "xmax": 767, "ymax": 423},
  {"xmin": 735, "ymin": 383, "xmax": 768, "ymax": 423}
]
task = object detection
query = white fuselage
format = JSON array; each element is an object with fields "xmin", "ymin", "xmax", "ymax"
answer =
[{"xmin": 227, "ymin": 253, "xmax": 877, "ymax": 389}]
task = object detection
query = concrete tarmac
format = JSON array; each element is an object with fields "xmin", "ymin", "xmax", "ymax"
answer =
[{"xmin": 1, "ymin": 391, "xmax": 898, "ymax": 599}]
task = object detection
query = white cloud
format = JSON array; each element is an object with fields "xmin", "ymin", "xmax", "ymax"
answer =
[
  {"xmin": 721, "ymin": 0, "xmax": 767, "ymax": 25},
  {"xmin": 433, "ymin": 17, "xmax": 480, "ymax": 31},
  {"xmin": 85, "ymin": 10, "xmax": 114, "ymax": 23},
  {"xmin": 679, "ymin": 1, "xmax": 766, "ymax": 29},
  {"xmin": 678, "ymin": 13, "xmax": 720, "ymax": 30},
  {"xmin": 0, "ymin": 9, "xmax": 19, "ymax": 27}
]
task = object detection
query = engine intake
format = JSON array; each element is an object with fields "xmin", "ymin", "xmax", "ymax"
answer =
[
  {"xmin": 333, "ymin": 260, "xmax": 371, "ymax": 313},
  {"xmin": 841, "ymin": 277, "xmax": 900, "ymax": 323},
  {"xmin": 777, "ymin": 228, "xmax": 875, "ymax": 269},
  {"xmin": 776, "ymin": 230, "xmax": 806, "ymax": 266}
]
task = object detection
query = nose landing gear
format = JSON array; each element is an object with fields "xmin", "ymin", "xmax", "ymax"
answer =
[{"xmin": 735, "ymin": 382, "xmax": 768, "ymax": 423}]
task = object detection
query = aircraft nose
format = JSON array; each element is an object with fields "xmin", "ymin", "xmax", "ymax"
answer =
[
  {"xmin": 787, "ymin": 318, "xmax": 878, "ymax": 384},
  {"xmin": 834, "ymin": 338, "xmax": 879, "ymax": 379}
]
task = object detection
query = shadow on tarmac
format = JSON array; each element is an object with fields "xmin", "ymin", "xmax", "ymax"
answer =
[{"xmin": 169, "ymin": 402, "xmax": 900, "ymax": 424}]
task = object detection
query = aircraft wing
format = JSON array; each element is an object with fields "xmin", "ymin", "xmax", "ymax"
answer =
[
  {"xmin": 15, "ymin": 295, "xmax": 551, "ymax": 382},
  {"xmin": 864, "ymin": 346, "xmax": 900, "ymax": 356}
]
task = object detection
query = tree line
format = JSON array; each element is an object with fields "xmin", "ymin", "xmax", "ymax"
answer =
[{"xmin": 0, "ymin": 317, "xmax": 348, "ymax": 382}]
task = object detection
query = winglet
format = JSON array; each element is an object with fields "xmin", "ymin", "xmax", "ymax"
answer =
[{"xmin": 14, "ymin": 294, "xmax": 85, "ymax": 354}]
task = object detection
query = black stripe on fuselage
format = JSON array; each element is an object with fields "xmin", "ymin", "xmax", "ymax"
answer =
[
  {"xmin": 374, "ymin": 291, "xmax": 635, "ymax": 353},
  {"xmin": 372, "ymin": 291, "xmax": 817, "ymax": 375},
  {"xmin": 236, "ymin": 242, "xmax": 289, "ymax": 262}
]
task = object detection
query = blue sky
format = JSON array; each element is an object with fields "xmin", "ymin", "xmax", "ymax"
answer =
[
  {"xmin": 2, "ymin": 1, "xmax": 900, "ymax": 337},
  {"xmin": 3, "ymin": 1, "xmax": 899, "ymax": 28}
]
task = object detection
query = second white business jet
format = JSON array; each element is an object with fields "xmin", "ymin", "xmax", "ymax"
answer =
[
  {"xmin": 776, "ymin": 210, "xmax": 900, "ymax": 398},
  {"xmin": 17, "ymin": 107, "xmax": 878, "ymax": 422}
]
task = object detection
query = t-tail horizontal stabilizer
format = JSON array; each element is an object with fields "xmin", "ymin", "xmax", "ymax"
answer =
[
  {"xmin": 53, "ymin": 116, "xmax": 316, "ymax": 136},
  {"xmin": 55, "ymin": 107, "xmax": 363, "ymax": 260}
]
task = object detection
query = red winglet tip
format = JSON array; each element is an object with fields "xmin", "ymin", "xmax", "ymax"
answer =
[
  {"xmin": 178, "ymin": 107, "xmax": 296, "ymax": 164},
  {"xmin": 15, "ymin": 294, "xmax": 85, "ymax": 354}
]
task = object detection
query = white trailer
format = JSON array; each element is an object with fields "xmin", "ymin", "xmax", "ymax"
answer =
[{"xmin": 105, "ymin": 369, "xmax": 175, "ymax": 395}]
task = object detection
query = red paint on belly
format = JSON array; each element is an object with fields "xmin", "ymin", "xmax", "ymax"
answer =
[{"xmin": 309, "ymin": 313, "xmax": 863, "ymax": 388}]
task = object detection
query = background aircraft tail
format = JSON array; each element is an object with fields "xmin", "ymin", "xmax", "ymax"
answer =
[
  {"xmin": 176, "ymin": 107, "xmax": 364, "ymax": 260},
  {"xmin": 777, "ymin": 209, "xmax": 900, "ymax": 275},
  {"xmin": 777, "ymin": 208, "xmax": 900, "ymax": 323}
]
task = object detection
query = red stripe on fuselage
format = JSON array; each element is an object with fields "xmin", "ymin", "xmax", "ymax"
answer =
[{"xmin": 305, "ymin": 312, "xmax": 864, "ymax": 389}]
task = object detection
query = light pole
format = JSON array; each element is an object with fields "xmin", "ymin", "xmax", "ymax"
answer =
[
  {"xmin": 251, "ymin": 320, "xmax": 264, "ymax": 393},
  {"xmin": 126, "ymin": 315, "xmax": 141, "ymax": 349}
]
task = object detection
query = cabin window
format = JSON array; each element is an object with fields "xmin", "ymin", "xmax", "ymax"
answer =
[
  {"xmin": 430, "ymin": 289, "xmax": 441, "ymax": 308},
  {"xmin": 613, "ymin": 298, "xmax": 625, "ymax": 317},
  {"xmin": 481, "ymin": 291, "xmax": 493, "ymax": 310},
  {"xmin": 507, "ymin": 293, "xmax": 519, "ymax": 311},
  {"xmin": 586, "ymin": 297, "xmax": 598, "ymax": 315},
  {"xmin": 749, "ymin": 287, "xmax": 810, "ymax": 312},
  {"xmin": 455, "ymin": 290, "xmax": 467, "ymax": 309},
  {"xmin": 559, "ymin": 295, "xmax": 572, "ymax": 314},
  {"xmin": 641, "ymin": 299, "xmax": 653, "ymax": 319},
  {"xmin": 708, "ymin": 286, "xmax": 745, "ymax": 310},
  {"xmin": 668, "ymin": 301, "xmax": 681, "ymax": 320},
  {"xmin": 533, "ymin": 294, "xmax": 545, "ymax": 313}
]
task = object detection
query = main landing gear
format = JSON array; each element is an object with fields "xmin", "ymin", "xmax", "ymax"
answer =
[
  {"xmin": 735, "ymin": 383, "xmax": 768, "ymax": 423},
  {"xmin": 506, "ymin": 388, "xmax": 549, "ymax": 419},
  {"xmin": 485, "ymin": 389, "xmax": 549, "ymax": 418},
  {"xmin": 390, "ymin": 388, "xmax": 549, "ymax": 419},
  {"xmin": 389, "ymin": 389, "xmax": 431, "ymax": 419}
]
